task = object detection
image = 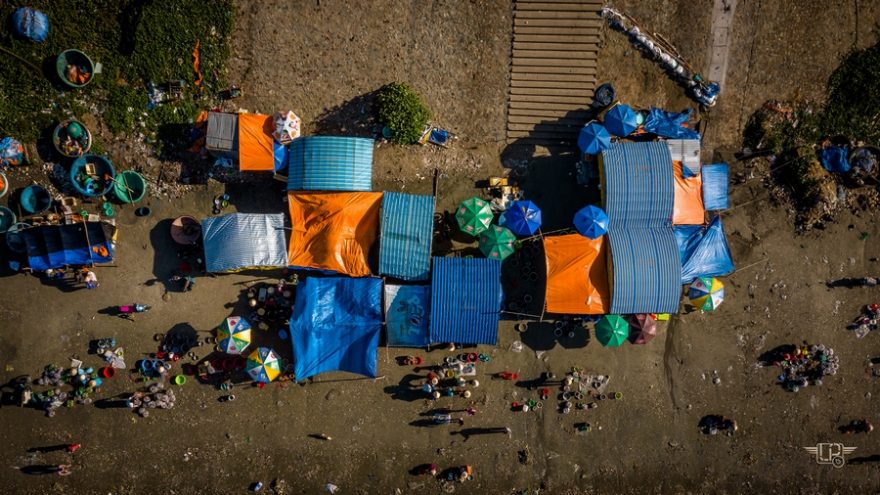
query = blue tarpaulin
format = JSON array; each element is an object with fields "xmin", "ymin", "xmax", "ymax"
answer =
[
  {"xmin": 820, "ymin": 145, "xmax": 851, "ymax": 174},
  {"xmin": 287, "ymin": 136, "xmax": 373, "ymax": 191},
  {"xmin": 702, "ymin": 163, "xmax": 729, "ymax": 210},
  {"xmin": 429, "ymin": 257, "xmax": 502, "ymax": 345},
  {"xmin": 676, "ymin": 216, "xmax": 735, "ymax": 283},
  {"xmin": 379, "ymin": 192, "xmax": 435, "ymax": 281},
  {"xmin": 385, "ymin": 284, "xmax": 430, "ymax": 347},
  {"xmin": 202, "ymin": 213, "xmax": 288, "ymax": 272},
  {"xmin": 273, "ymin": 140, "xmax": 288, "ymax": 173},
  {"xmin": 643, "ymin": 108, "xmax": 700, "ymax": 140},
  {"xmin": 290, "ymin": 277, "xmax": 382, "ymax": 380},
  {"xmin": 12, "ymin": 8, "xmax": 49, "ymax": 42},
  {"xmin": 607, "ymin": 228, "xmax": 682, "ymax": 314},
  {"xmin": 22, "ymin": 222, "xmax": 113, "ymax": 271}
]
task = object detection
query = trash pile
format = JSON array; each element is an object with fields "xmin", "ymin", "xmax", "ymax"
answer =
[
  {"xmin": 511, "ymin": 369, "xmax": 619, "ymax": 416},
  {"xmin": 850, "ymin": 304, "xmax": 880, "ymax": 338},
  {"xmin": 128, "ymin": 382, "xmax": 177, "ymax": 417},
  {"xmin": 770, "ymin": 344, "xmax": 839, "ymax": 392}
]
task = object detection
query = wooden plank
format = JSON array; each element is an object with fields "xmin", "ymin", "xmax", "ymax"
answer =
[
  {"xmin": 513, "ymin": 34, "xmax": 600, "ymax": 43},
  {"xmin": 514, "ymin": 18, "xmax": 603, "ymax": 28},
  {"xmin": 512, "ymin": 58, "xmax": 597, "ymax": 68},
  {"xmin": 512, "ymin": 66, "xmax": 595, "ymax": 76},
  {"xmin": 516, "ymin": 0, "xmax": 603, "ymax": 4},
  {"xmin": 511, "ymin": 71, "xmax": 595, "ymax": 81},
  {"xmin": 513, "ymin": 41, "xmax": 598, "ymax": 51},
  {"xmin": 509, "ymin": 94, "xmax": 588, "ymax": 104},
  {"xmin": 513, "ymin": 49, "xmax": 597, "ymax": 59},
  {"xmin": 514, "ymin": 10, "xmax": 602, "ymax": 19},
  {"xmin": 509, "ymin": 101, "xmax": 591, "ymax": 111},
  {"xmin": 510, "ymin": 87, "xmax": 594, "ymax": 97},
  {"xmin": 507, "ymin": 122, "xmax": 580, "ymax": 132},
  {"xmin": 515, "ymin": 2, "xmax": 603, "ymax": 11},
  {"xmin": 514, "ymin": 26, "xmax": 600, "ymax": 35},
  {"xmin": 508, "ymin": 115, "xmax": 587, "ymax": 125},
  {"xmin": 508, "ymin": 107, "xmax": 591, "ymax": 118},
  {"xmin": 511, "ymin": 79, "xmax": 594, "ymax": 89},
  {"xmin": 507, "ymin": 130, "xmax": 577, "ymax": 140}
]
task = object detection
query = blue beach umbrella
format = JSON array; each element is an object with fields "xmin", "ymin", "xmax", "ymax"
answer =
[
  {"xmin": 603, "ymin": 104, "xmax": 639, "ymax": 137},
  {"xmin": 500, "ymin": 200, "xmax": 542, "ymax": 236},
  {"xmin": 577, "ymin": 122, "xmax": 612, "ymax": 155},
  {"xmin": 573, "ymin": 205, "xmax": 609, "ymax": 239}
]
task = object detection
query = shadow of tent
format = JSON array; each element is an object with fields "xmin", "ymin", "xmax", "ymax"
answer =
[
  {"xmin": 148, "ymin": 218, "xmax": 183, "ymax": 292},
  {"xmin": 223, "ymin": 180, "xmax": 287, "ymax": 214},
  {"xmin": 312, "ymin": 90, "xmax": 379, "ymax": 137},
  {"xmin": 519, "ymin": 322, "xmax": 557, "ymax": 352}
]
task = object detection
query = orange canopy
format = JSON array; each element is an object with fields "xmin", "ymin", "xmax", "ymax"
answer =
[
  {"xmin": 672, "ymin": 160, "xmax": 705, "ymax": 225},
  {"xmin": 238, "ymin": 113, "xmax": 274, "ymax": 171},
  {"xmin": 544, "ymin": 234, "xmax": 610, "ymax": 314},
  {"xmin": 287, "ymin": 192, "xmax": 383, "ymax": 276}
]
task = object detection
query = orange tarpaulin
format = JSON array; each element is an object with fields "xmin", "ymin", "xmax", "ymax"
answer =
[
  {"xmin": 544, "ymin": 234, "xmax": 610, "ymax": 315},
  {"xmin": 238, "ymin": 113, "xmax": 274, "ymax": 171},
  {"xmin": 287, "ymin": 192, "xmax": 383, "ymax": 277},
  {"xmin": 672, "ymin": 159, "xmax": 705, "ymax": 225}
]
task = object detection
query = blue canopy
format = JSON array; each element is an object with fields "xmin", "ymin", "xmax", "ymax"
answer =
[
  {"xmin": 702, "ymin": 163, "xmax": 729, "ymax": 210},
  {"xmin": 22, "ymin": 222, "xmax": 114, "ymax": 271},
  {"xmin": 12, "ymin": 8, "xmax": 49, "ymax": 42},
  {"xmin": 287, "ymin": 136, "xmax": 373, "ymax": 191},
  {"xmin": 500, "ymin": 200, "xmax": 542, "ymax": 236},
  {"xmin": 643, "ymin": 108, "xmax": 700, "ymax": 140},
  {"xmin": 676, "ymin": 216, "xmax": 735, "ymax": 284},
  {"xmin": 573, "ymin": 205, "xmax": 609, "ymax": 239},
  {"xmin": 430, "ymin": 257, "xmax": 502, "ymax": 345},
  {"xmin": 385, "ymin": 284, "xmax": 430, "ymax": 347},
  {"xmin": 379, "ymin": 192, "xmax": 435, "ymax": 281},
  {"xmin": 577, "ymin": 122, "xmax": 612, "ymax": 155},
  {"xmin": 202, "ymin": 213, "xmax": 288, "ymax": 272},
  {"xmin": 290, "ymin": 277, "xmax": 382, "ymax": 380},
  {"xmin": 604, "ymin": 104, "xmax": 639, "ymax": 137}
]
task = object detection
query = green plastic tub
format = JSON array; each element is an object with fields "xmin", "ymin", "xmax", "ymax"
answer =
[{"xmin": 114, "ymin": 170, "xmax": 147, "ymax": 203}]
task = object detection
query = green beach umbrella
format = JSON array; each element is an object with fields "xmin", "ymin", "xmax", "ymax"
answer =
[
  {"xmin": 479, "ymin": 225, "xmax": 516, "ymax": 260},
  {"xmin": 455, "ymin": 197, "xmax": 493, "ymax": 236},
  {"xmin": 595, "ymin": 314, "xmax": 629, "ymax": 347}
]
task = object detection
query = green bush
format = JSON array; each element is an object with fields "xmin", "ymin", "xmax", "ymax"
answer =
[{"xmin": 377, "ymin": 83, "xmax": 430, "ymax": 144}]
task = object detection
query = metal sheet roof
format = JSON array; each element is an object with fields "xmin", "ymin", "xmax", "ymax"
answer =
[
  {"xmin": 429, "ymin": 257, "xmax": 502, "ymax": 345},
  {"xmin": 379, "ymin": 192, "xmax": 435, "ymax": 281},
  {"xmin": 286, "ymin": 136, "xmax": 373, "ymax": 191}
]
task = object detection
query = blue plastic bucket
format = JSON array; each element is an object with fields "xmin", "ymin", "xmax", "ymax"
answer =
[
  {"xmin": 70, "ymin": 155, "xmax": 115, "ymax": 197},
  {"xmin": 20, "ymin": 185, "xmax": 52, "ymax": 214}
]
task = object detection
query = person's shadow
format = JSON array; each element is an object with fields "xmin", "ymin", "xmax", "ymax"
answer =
[{"xmin": 383, "ymin": 374, "xmax": 425, "ymax": 402}]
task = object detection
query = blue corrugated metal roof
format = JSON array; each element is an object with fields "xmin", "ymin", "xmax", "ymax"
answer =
[
  {"xmin": 429, "ymin": 257, "xmax": 502, "ymax": 345},
  {"xmin": 202, "ymin": 213, "xmax": 288, "ymax": 272},
  {"xmin": 602, "ymin": 141, "xmax": 674, "ymax": 227},
  {"xmin": 287, "ymin": 136, "xmax": 373, "ymax": 191},
  {"xmin": 607, "ymin": 227, "xmax": 681, "ymax": 314},
  {"xmin": 379, "ymin": 192, "xmax": 435, "ymax": 281}
]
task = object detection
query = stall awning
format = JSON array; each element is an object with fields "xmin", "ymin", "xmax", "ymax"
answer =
[
  {"xmin": 607, "ymin": 227, "xmax": 681, "ymax": 314},
  {"xmin": 22, "ymin": 222, "xmax": 114, "ymax": 271},
  {"xmin": 287, "ymin": 136, "xmax": 373, "ymax": 191},
  {"xmin": 202, "ymin": 213, "xmax": 288, "ymax": 272},
  {"xmin": 544, "ymin": 234, "xmax": 610, "ymax": 315},
  {"xmin": 379, "ymin": 192, "xmax": 435, "ymax": 281},
  {"xmin": 429, "ymin": 257, "xmax": 502, "ymax": 345}
]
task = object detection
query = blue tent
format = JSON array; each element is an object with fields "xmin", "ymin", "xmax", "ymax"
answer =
[
  {"xmin": 290, "ymin": 277, "xmax": 382, "ymax": 380},
  {"xmin": 643, "ymin": 108, "xmax": 700, "ymax": 140},
  {"xmin": 287, "ymin": 136, "xmax": 373, "ymax": 191},
  {"xmin": 702, "ymin": 163, "xmax": 729, "ymax": 210},
  {"xmin": 500, "ymin": 200, "xmax": 542, "ymax": 236},
  {"xmin": 21, "ymin": 222, "xmax": 113, "ymax": 271},
  {"xmin": 604, "ymin": 104, "xmax": 639, "ymax": 137},
  {"xmin": 577, "ymin": 122, "xmax": 612, "ymax": 155},
  {"xmin": 676, "ymin": 216, "xmax": 735, "ymax": 284},
  {"xmin": 573, "ymin": 205, "xmax": 609, "ymax": 239},
  {"xmin": 379, "ymin": 192, "xmax": 435, "ymax": 280},
  {"xmin": 385, "ymin": 284, "xmax": 430, "ymax": 347},
  {"xmin": 429, "ymin": 257, "xmax": 502, "ymax": 345},
  {"xmin": 202, "ymin": 213, "xmax": 288, "ymax": 272}
]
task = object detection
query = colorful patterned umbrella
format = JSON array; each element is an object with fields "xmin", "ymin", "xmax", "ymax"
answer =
[
  {"xmin": 246, "ymin": 347, "xmax": 283, "ymax": 383},
  {"xmin": 577, "ymin": 122, "xmax": 612, "ymax": 155},
  {"xmin": 603, "ymin": 104, "xmax": 639, "ymax": 137},
  {"xmin": 595, "ymin": 314, "xmax": 629, "ymax": 347},
  {"xmin": 479, "ymin": 225, "xmax": 516, "ymax": 260},
  {"xmin": 628, "ymin": 314, "xmax": 657, "ymax": 344},
  {"xmin": 499, "ymin": 200, "xmax": 542, "ymax": 236},
  {"xmin": 455, "ymin": 197, "xmax": 493, "ymax": 236},
  {"xmin": 688, "ymin": 277, "xmax": 724, "ymax": 311},
  {"xmin": 573, "ymin": 205, "xmax": 609, "ymax": 239},
  {"xmin": 216, "ymin": 316, "xmax": 252, "ymax": 355}
]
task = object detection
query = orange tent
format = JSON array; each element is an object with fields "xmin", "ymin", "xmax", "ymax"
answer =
[
  {"xmin": 672, "ymin": 160, "xmax": 705, "ymax": 225},
  {"xmin": 238, "ymin": 113, "xmax": 274, "ymax": 171},
  {"xmin": 287, "ymin": 192, "xmax": 383, "ymax": 276},
  {"xmin": 544, "ymin": 234, "xmax": 610, "ymax": 314}
]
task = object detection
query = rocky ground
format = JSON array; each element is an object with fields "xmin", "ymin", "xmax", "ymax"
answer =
[{"xmin": 1, "ymin": 1, "xmax": 880, "ymax": 494}]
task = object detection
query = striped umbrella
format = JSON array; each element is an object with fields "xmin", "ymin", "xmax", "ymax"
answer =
[
  {"xmin": 479, "ymin": 225, "xmax": 517, "ymax": 260},
  {"xmin": 688, "ymin": 277, "xmax": 724, "ymax": 311},
  {"xmin": 455, "ymin": 197, "xmax": 493, "ymax": 236},
  {"xmin": 246, "ymin": 347, "xmax": 283, "ymax": 383},
  {"xmin": 217, "ymin": 316, "xmax": 252, "ymax": 355},
  {"xmin": 595, "ymin": 314, "xmax": 629, "ymax": 347}
]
